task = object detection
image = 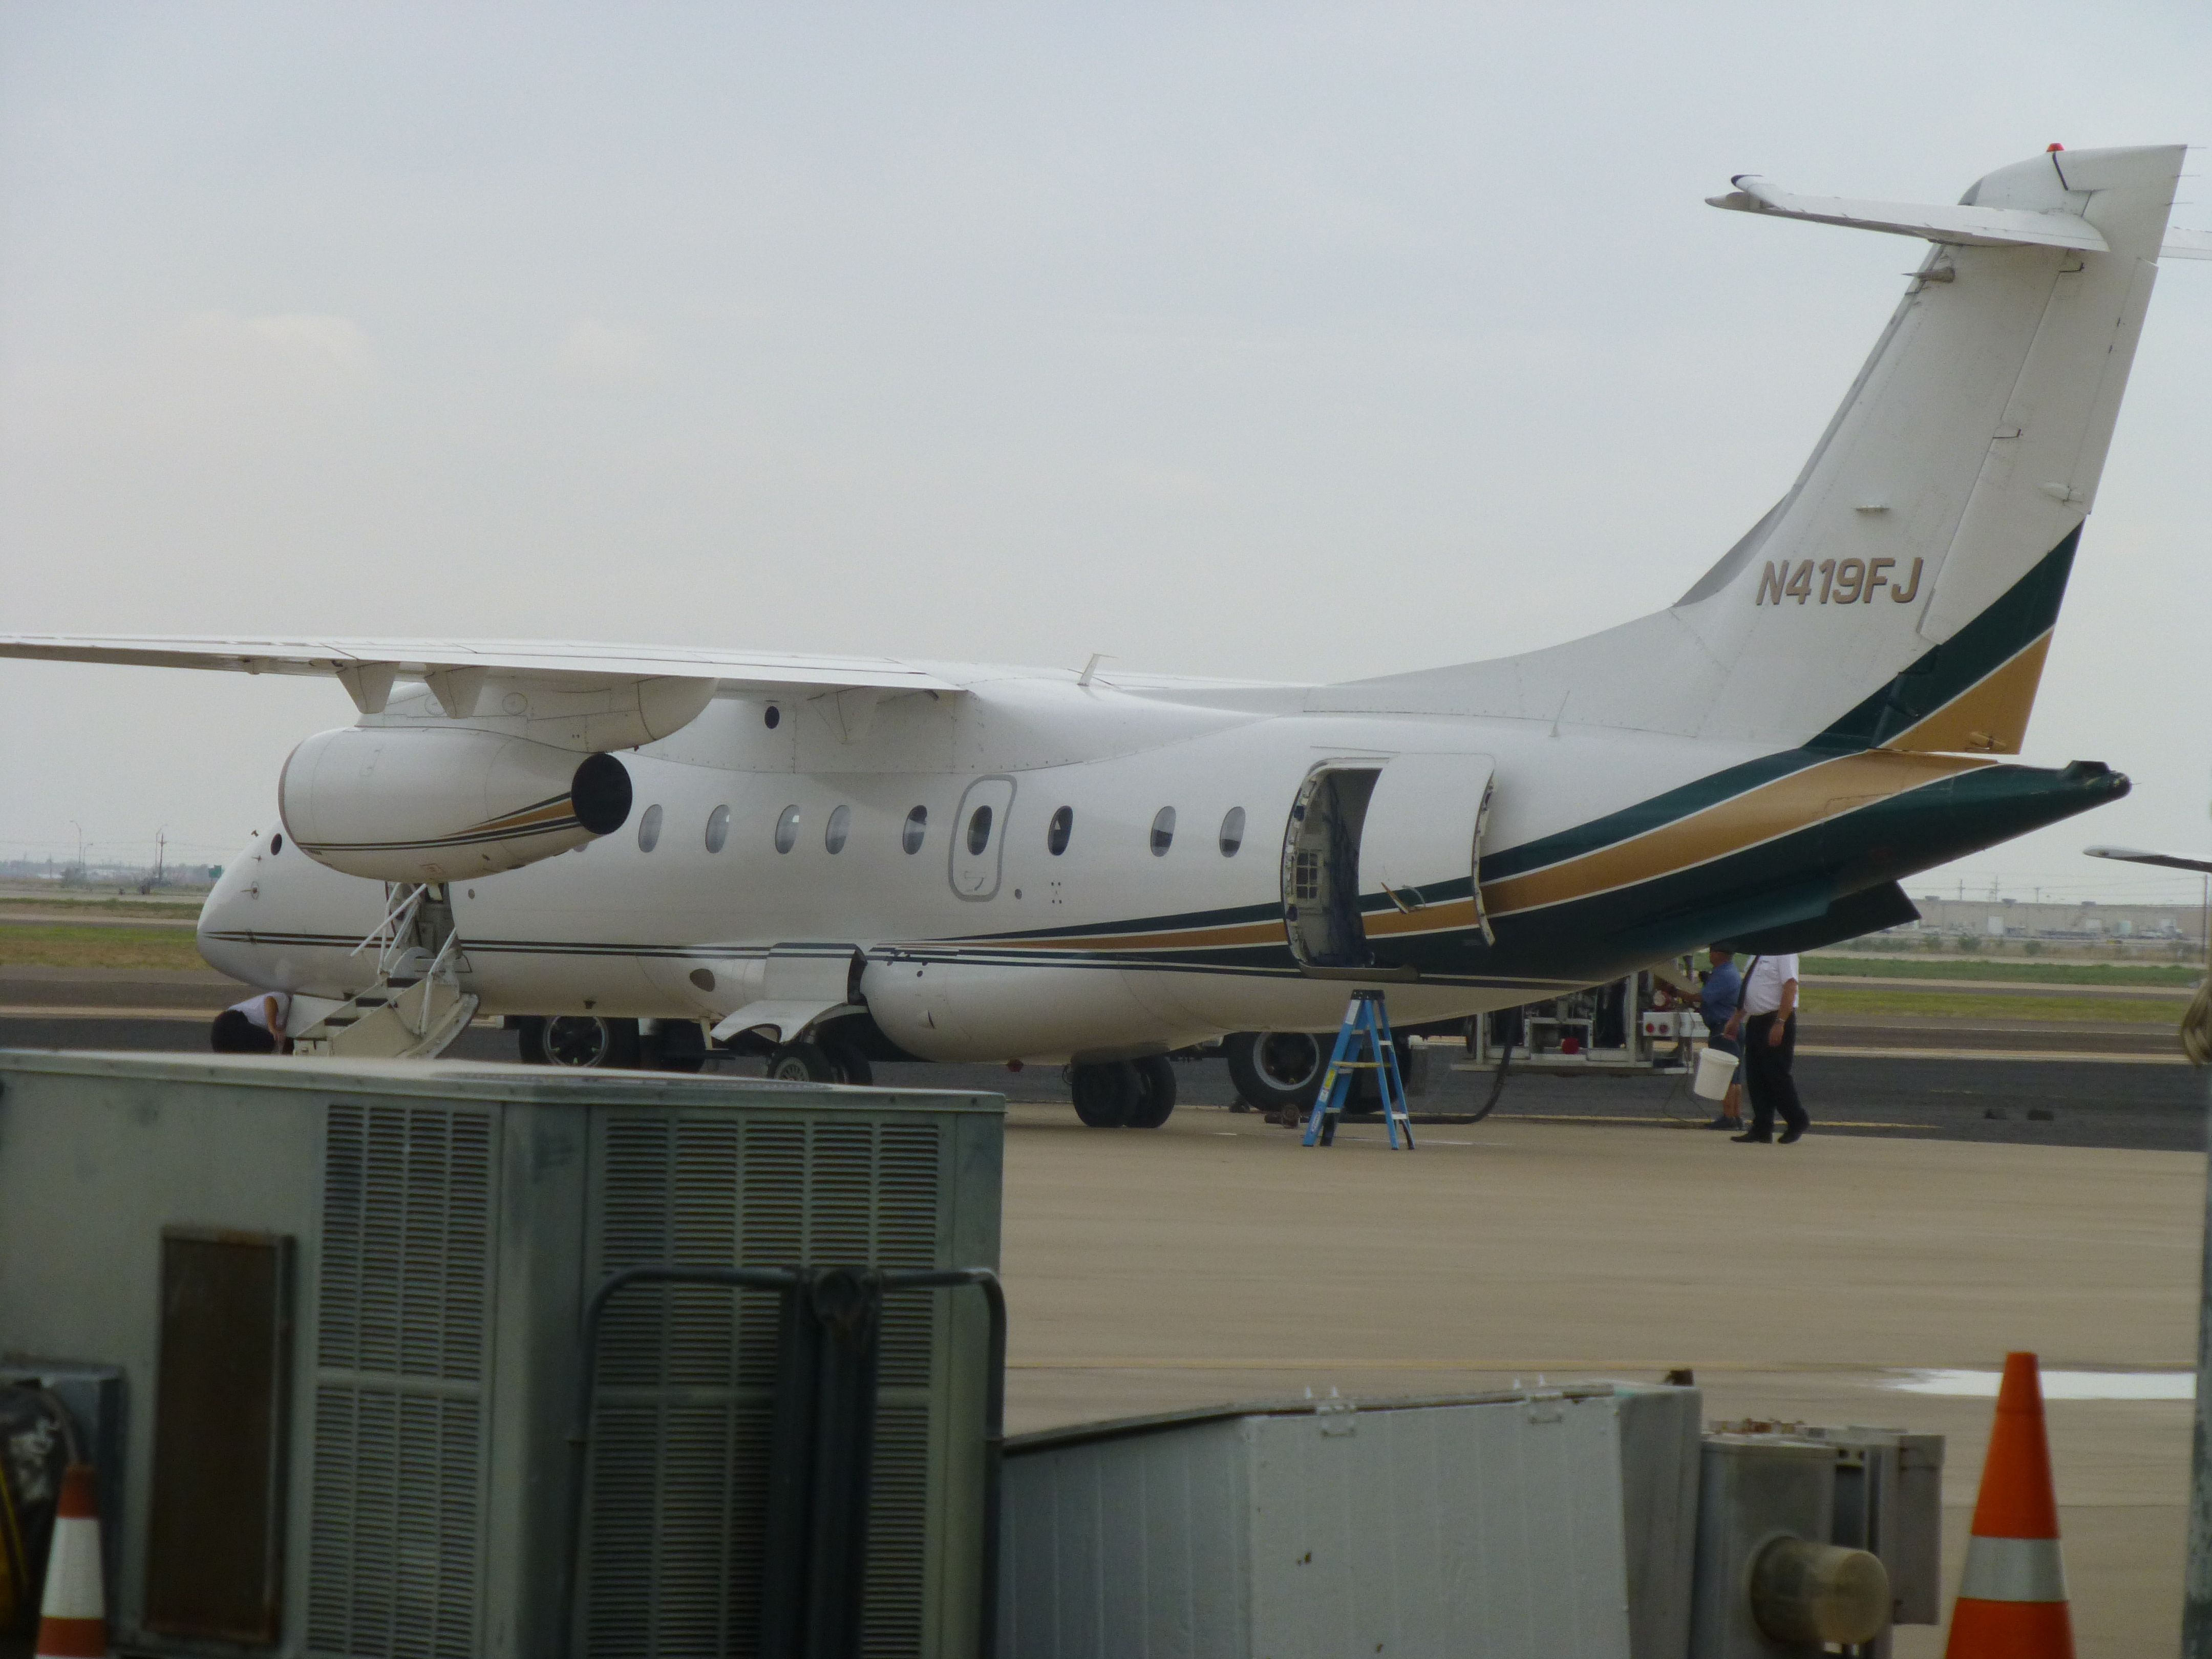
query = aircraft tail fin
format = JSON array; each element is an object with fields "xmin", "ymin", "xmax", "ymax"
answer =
[{"xmin": 1317, "ymin": 144, "xmax": 2187, "ymax": 756}]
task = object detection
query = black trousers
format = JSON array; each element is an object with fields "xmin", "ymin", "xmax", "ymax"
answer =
[
  {"xmin": 210, "ymin": 1009, "xmax": 276, "ymax": 1054},
  {"xmin": 1741, "ymin": 1012, "xmax": 1807, "ymax": 1137}
]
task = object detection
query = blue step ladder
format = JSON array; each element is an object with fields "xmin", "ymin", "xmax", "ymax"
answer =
[{"xmin": 1302, "ymin": 989, "xmax": 1415, "ymax": 1150}]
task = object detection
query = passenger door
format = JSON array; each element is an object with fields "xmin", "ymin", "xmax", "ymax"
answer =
[
  {"xmin": 949, "ymin": 777, "xmax": 1016, "ymax": 900},
  {"xmin": 1357, "ymin": 753, "xmax": 1496, "ymax": 968}
]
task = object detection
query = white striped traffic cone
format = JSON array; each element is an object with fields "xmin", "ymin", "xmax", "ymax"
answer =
[
  {"xmin": 32, "ymin": 1464, "xmax": 104, "ymax": 1659},
  {"xmin": 1945, "ymin": 1351, "xmax": 2072, "ymax": 1657}
]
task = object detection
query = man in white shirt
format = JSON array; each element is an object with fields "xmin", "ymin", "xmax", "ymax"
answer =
[
  {"xmin": 211, "ymin": 990, "xmax": 291, "ymax": 1055},
  {"xmin": 1723, "ymin": 952, "xmax": 1807, "ymax": 1143}
]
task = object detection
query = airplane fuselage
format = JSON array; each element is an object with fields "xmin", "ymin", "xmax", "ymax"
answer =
[{"xmin": 197, "ymin": 669, "xmax": 2120, "ymax": 1062}]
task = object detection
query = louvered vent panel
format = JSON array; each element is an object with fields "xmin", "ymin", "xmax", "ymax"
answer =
[
  {"xmin": 862, "ymin": 1404, "xmax": 933, "ymax": 1658},
  {"xmin": 584, "ymin": 1112, "xmax": 947, "ymax": 1657},
  {"xmin": 309, "ymin": 1103, "xmax": 493, "ymax": 1659},
  {"xmin": 875, "ymin": 1125, "xmax": 942, "ymax": 1389},
  {"xmin": 738, "ymin": 1123, "xmax": 804, "ymax": 1387}
]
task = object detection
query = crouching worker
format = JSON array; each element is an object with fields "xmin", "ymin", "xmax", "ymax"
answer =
[{"xmin": 211, "ymin": 989, "xmax": 292, "ymax": 1054}]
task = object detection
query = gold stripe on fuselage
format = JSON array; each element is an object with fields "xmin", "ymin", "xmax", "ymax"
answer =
[
  {"xmin": 944, "ymin": 749, "xmax": 1992, "ymax": 959},
  {"xmin": 1477, "ymin": 749, "xmax": 1991, "ymax": 920}
]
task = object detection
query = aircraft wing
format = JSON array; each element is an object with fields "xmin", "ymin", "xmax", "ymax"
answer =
[
  {"xmin": 2085, "ymin": 845, "xmax": 2212, "ymax": 876},
  {"xmin": 0, "ymin": 633, "xmax": 958, "ymax": 695},
  {"xmin": 0, "ymin": 633, "xmax": 962, "ymax": 748}
]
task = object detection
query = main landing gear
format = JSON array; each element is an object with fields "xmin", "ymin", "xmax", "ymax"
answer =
[
  {"xmin": 763, "ymin": 1033, "xmax": 873, "ymax": 1086},
  {"xmin": 1068, "ymin": 1056, "xmax": 1177, "ymax": 1129}
]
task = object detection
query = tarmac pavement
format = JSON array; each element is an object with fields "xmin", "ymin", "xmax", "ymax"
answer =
[
  {"xmin": 1, "ymin": 968, "xmax": 2205, "ymax": 1649},
  {"xmin": 991, "ymin": 1100, "xmax": 2202, "ymax": 1657}
]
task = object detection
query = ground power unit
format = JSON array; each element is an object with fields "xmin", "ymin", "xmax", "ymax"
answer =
[{"xmin": 0, "ymin": 1051, "xmax": 1004, "ymax": 1658}]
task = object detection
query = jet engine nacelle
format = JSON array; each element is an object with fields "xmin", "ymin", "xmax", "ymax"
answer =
[{"xmin": 278, "ymin": 726, "xmax": 633, "ymax": 883}]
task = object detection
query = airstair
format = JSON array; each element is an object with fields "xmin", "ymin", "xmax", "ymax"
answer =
[{"xmin": 290, "ymin": 883, "xmax": 479, "ymax": 1059}]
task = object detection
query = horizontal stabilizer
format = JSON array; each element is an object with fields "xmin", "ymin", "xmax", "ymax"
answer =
[
  {"xmin": 2085, "ymin": 845, "xmax": 2212, "ymax": 875},
  {"xmin": 1708, "ymin": 175, "xmax": 2110, "ymax": 252}
]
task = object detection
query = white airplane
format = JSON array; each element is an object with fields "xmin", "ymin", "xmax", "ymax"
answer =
[{"xmin": 7, "ymin": 144, "xmax": 2205, "ymax": 1126}]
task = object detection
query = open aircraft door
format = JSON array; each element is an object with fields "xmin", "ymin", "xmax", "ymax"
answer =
[{"xmin": 1357, "ymin": 752, "xmax": 1496, "ymax": 971}]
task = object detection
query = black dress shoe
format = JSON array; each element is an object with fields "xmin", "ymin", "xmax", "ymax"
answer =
[
  {"xmin": 1701, "ymin": 1115, "xmax": 1741, "ymax": 1130},
  {"xmin": 1730, "ymin": 1130, "xmax": 1772, "ymax": 1143},
  {"xmin": 1777, "ymin": 1127, "xmax": 1804, "ymax": 1144}
]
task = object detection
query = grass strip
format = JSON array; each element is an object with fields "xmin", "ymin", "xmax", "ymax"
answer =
[
  {"xmin": 0, "ymin": 925, "xmax": 209, "ymax": 971},
  {"xmin": 1803, "ymin": 953, "xmax": 2202, "ymax": 988},
  {"xmin": 0, "ymin": 895, "xmax": 205, "ymax": 918},
  {"xmin": 1801, "ymin": 986, "xmax": 2183, "ymax": 1025}
]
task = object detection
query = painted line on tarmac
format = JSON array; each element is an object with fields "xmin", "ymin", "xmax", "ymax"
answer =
[
  {"xmin": 1797, "ymin": 1043, "xmax": 2185, "ymax": 1065},
  {"xmin": 0, "ymin": 1005, "xmax": 217, "ymax": 1020},
  {"xmin": 1489, "ymin": 1113, "xmax": 1930, "ymax": 1129},
  {"xmin": 1002, "ymin": 1357, "xmax": 2060, "ymax": 1375}
]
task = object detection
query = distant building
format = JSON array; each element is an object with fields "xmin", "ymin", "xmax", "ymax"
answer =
[{"xmin": 1889, "ymin": 895, "xmax": 2206, "ymax": 947}]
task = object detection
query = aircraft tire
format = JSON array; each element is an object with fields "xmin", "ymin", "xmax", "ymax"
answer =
[
  {"xmin": 534, "ymin": 1014, "xmax": 640, "ymax": 1069},
  {"xmin": 1070, "ymin": 1060, "xmax": 1140, "ymax": 1128},
  {"xmin": 819, "ymin": 1029, "xmax": 874, "ymax": 1086},
  {"xmin": 1224, "ymin": 1031, "xmax": 1325, "ymax": 1114},
  {"xmin": 511, "ymin": 1015, "xmax": 546, "ymax": 1064},
  {"xmin": 641, "ymin": 1019, "xmax": 708, "ymax": 1073},
  {"xmin": 1126, "ymin": 1055, "xmax": 1177, "ymax": 1128},
  {"xmin": 767, "ymin": 1041, "xmax": 838, "ymax": 1083}
]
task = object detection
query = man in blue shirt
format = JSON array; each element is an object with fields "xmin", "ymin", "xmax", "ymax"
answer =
[{"xmin": 1698, "ymin": 948, "xmax": 1744, "ymax": 1131}]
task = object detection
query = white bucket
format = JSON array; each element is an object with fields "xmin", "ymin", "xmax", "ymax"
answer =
[{"xmin": 1692, "ymin": 1045, "xmax": 1739, "ymax": 1101}]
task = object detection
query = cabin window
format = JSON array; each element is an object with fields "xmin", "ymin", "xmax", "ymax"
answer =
[
  {"xmin": 1150, "ymin": 806, "xmax": 1176, "ymax": 857},
  {"xmin": 825, "ymin": 804, "xmax": 852, "ymax": 855},
  {"xmin": 967, "ymin": 804, "xmax": 994, "ymax": 856},
  {"xmin": 902, "ymin": 805, "xmax": 928, "ymax": 854},
  {"xmin": 763, "ymin": 705, "xmax": 781, "ymax": 729},
  {"xmin": 637, "ymin": 804, "xmax": 663, "ymax": 853},
  {"xmin": 1219, "ymin": 807, "xmax": 1245, "ymax": 857},
  {"xmin": 270, "ymin": 834, "xmax": 283, "ymax": 855},
  {"xmin": 704, "ymin": 804, "xmax": 730, "ymax": 854},
  {"xmin": 774, "ymin": 805, "xmax": 800, "ymax": 854},
  {"xmin": 1047, "ymin": 806, "xmax": 1073, "ymax": 856}
]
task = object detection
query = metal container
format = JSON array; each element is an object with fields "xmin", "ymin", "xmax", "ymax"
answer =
[
  {"xmin": 0, "ymin": 1050, "xmax": 1004, "ymax": 1658},
  {"xmin": 998, "ymin": 1384, "xmax": 1704, "ymax": 1659}
]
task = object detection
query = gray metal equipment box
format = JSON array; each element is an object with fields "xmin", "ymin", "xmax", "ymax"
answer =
[
  {"xmin": 1689, "ymin": 1426, "xmax": 1943, "ymax": 1659},
  {"xmin": 0, "ymin": 1051, "xmax": 1005, "ymax": 1659},
  {"xmin": 997, "ymin": 1384, "xmax": 1705, "ymax": 1659}
]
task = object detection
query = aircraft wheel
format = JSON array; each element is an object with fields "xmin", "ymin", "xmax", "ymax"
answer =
[
  {"xmin": 819, "ymin": 1029, "xmax": 874, "ymax": 1086},
  {"xmin": 511, "ymin": 1015, "xmax": 547, "ymax": 1064},
  {"xmin": 1224, "ymin": 1031, "xmax": 1325, "ymax": 1114},
  {"xmin": 766, "ymin": 1041, "xmax": 838, "ymax": 1083},
  {"xmin": 1070, "ymin": 1060, "xmax": 1140, "ymax": 1127},
  {"xmin": 1126, "ymin": 1055, "xmax": 1177, "ymax": 1128},
  {"xmin": 535, "ymin": 1014, "xmax": 640, "ymax": 1069},
  {"xmin": 641, "ymin": 1019, "xmax": 707, "ymax": 1073}
]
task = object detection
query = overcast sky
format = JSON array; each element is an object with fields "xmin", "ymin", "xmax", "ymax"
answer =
[{"xmin": 3, "ymin": 3, "xmax": 2207, "ymax": 906}]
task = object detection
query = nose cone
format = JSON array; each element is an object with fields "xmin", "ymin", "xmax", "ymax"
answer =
[{"xmin": 196, "ymin": 834, "xmax": 273, "ymax": 982}]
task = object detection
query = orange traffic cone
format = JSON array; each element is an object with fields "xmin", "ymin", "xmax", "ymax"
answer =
[
  {"xmin": 1945, "ymin": 1351, "xmax": 2073, "ymax": 1657},
  {"xmin": 32, "ymin": 1465, "xmax": 104, "ymax": 1659}
]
